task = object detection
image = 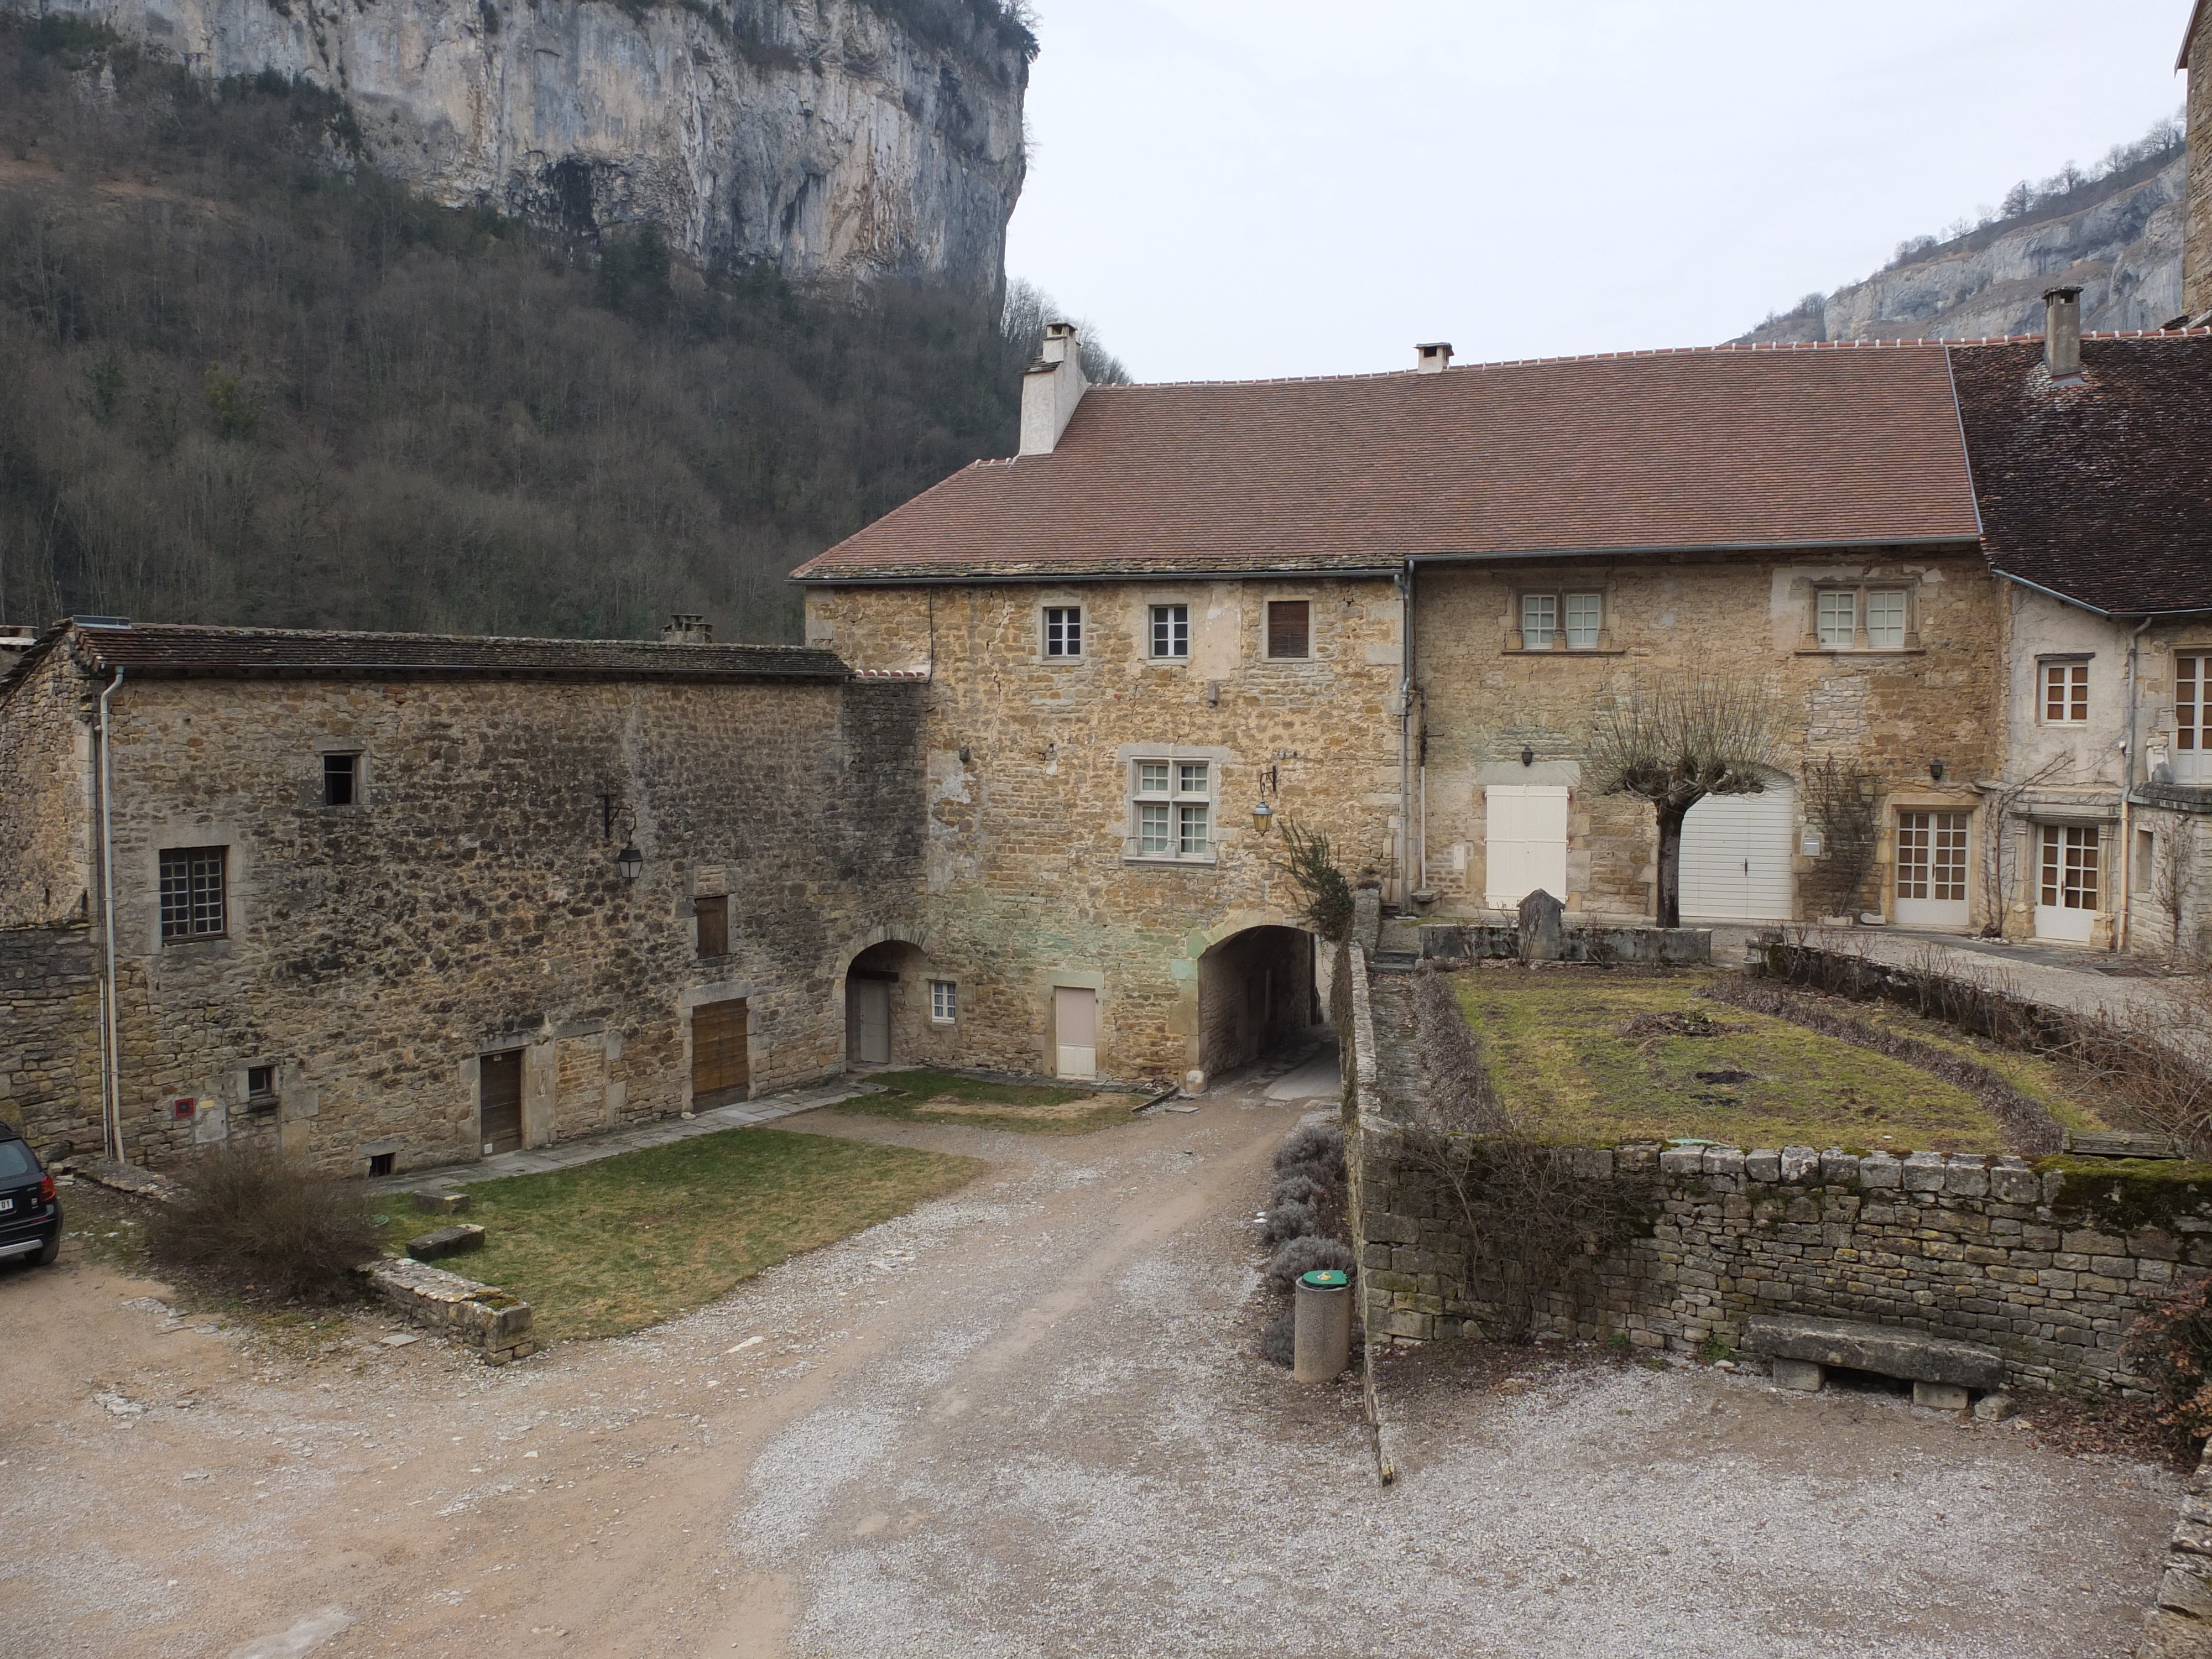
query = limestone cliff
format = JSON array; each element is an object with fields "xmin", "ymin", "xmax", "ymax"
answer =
[
  {"xmin": 1735, "ymin": 154, "xmax": 2185, "ymax": 344},
  {"xmin": 6, "ymin": 0, "xmax": 1029, "ymax": 289}
]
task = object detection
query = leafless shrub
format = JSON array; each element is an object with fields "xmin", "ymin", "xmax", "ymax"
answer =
[
  {"xmin": 146, "ymin": 1145, "xmax": 378, "ymax": 1301},
  {"xmin": 1274, "ymin": 1121, "xmax": 1345, "ymax": 1182},
  {"xmin": 1262, "ymin": 1198, "xmax": 1319, "ymax": 1244},
  {"xmin": 1706, "ymin": 977, "xmax": 2063, "ymax": 1155},
  {"xmin": 1799, "ymin": 755, "xmax": 1881, "ymax": 918},
  {"xmin": 1260, "ymin": 1308, "xmax": 1297, "ymax": 1368},
  {"xmin": 2123, "ymin": 1274, "xmax": 2212, "ymax": 1449},
  {"xmin": 1268, "ymin": 1172, "xmax": 1324, "ymax": 1209},
  {"xmin": 1265, "ymin": 1234, "xmax": 1355, "ymax": 1296}
]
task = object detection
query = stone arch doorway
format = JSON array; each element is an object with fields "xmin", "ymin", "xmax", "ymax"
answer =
[
  {"xmin": 843, "ymin": 938, "xmax": 948, "ymax": 1070},
  {"xmin": 1194, "ymin": 925, "xmax": 1318, "ymax": 1083}
]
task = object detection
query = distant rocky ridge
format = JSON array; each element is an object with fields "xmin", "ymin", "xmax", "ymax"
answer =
[
  {"xmin": 1734, "ymin": 153, "xmax": 2185, "ymax": 345},
  {"xmin": 3, "ymin": 0, "xmax": 1030, "ymax": 290}
]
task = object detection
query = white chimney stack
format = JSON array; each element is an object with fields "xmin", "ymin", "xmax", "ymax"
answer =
[
  {"xmin": 2043, "ymin": 286, "xmax": 2083, "ymax": 382},
  {"xmin": 1416, "ymin": 342, "xmax": 1454, "ymax": 374},
  {"xmin": 1019, "ymin": 321, "xmax": 1089, "ymax": 456}
]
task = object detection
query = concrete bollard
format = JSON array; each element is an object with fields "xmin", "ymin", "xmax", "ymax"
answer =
[{"xmin": 1293, "ymin": 1269, "xmax": 1352, "ymax": 1383}]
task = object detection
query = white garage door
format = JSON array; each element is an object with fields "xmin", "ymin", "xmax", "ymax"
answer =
[
  {"xmin": 1485, "ymin": 785, "xmax": 1569, "ymax": 909},
  {"xmin": 1679, "ymin": 785, "xmax": 1796, "ymax": 922}
]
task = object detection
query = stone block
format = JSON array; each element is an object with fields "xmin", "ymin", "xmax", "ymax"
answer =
[
  {"xmin": 1858, "ymin": 1154, "xmax": 1902, "ymax": 1191},
  {"xmin": 1366, "ymin": 1212, "xmax": 1421, "ymax": 1245},
  {"xmin": 1913, "ymin": 1381, "xmax": 1969, "ymax": 1411},
  {"xmin": 1703, "ymin": 1146, "xmax": 1746, "ymax": 1178},
  {"xmin": 2065, "ymin": 1230, "xmax": 2128, "ymax": 1257},
  {"xmin": 1773, "ymin": 1358, "xmax": 1824, "ymax": 1391},
  {"xmin": 1902, "ymin": 1152, "xmax": 1947, "ymax": 1192},
  {"xmin": 1746, "ymin": 1149, "xmax": 1782, "ymax": 1183},
  {"xmin": 1744, "ymin": 1312, "xmax": 2005, "ymax": 1389},
  {"xmin": 1781, "ymin": 1146, "xmax": 1820, "ymax": 1183},
  {"xmin": 407, "ymin": 1223, "xmax": 486, "ymax": 1261},
  {"xmin": 1660, "ymin": 1146, "xmax": 1707, "ymax": 1176},
  {"xmin": 2161, "ymin": 1567, "xmax": 2212, "ymax": 1621},
  {"xmin": 1820, "ymin": 1150, "xmax": 1860, "ymax": 1183},
  {"xmin": 1944, "ymin": 1158, "xmax": 1990, "ymax": 1199},
  {"xmin": 410, "ymin": 1190, "xmax": 471, "ymax": 1215}
]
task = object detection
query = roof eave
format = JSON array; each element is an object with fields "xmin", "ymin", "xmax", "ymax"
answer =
[
  {"xmin": 790, "ymin": 565, "xmax": 1404, "ymax": 587},
  {"xmin": 1405, "ymin": 533, "xmax": 1982, "ymax": 565},
  {"xmin": 1997, "ymin": 570, "xmax": 2212, "ymax": 622}
]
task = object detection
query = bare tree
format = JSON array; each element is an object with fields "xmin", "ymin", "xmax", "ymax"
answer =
[
  {"xmin": 1583, "ymin": 676, "xmax": 1780, "ymax": 928},
  {"xmin": 1799, "ymin": 754, "xmax": 1880, "ymax": 919},
  {"xmin": 2152, "ymin": 821, "xmax": 2197, "ymax": 968},
  {"xmin": 1976, "ymin": 755, "xmax": 2069, "ymax": 937}
]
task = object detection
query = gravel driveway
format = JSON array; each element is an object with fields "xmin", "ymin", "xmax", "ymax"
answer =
[{"xmin": 0, "ymin": 1078, "xmax": 2182, "ymax": 1658}]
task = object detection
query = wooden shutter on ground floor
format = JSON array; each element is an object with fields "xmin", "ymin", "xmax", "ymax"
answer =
[{"xmin": 692, "ymin": 998, "xmax": 750, "ymax": 1108}]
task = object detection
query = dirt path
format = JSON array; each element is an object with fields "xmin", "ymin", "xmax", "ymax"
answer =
[{"xmin": 0, "ymin": 1083, "xmax": 2187, "ymax": 1658}]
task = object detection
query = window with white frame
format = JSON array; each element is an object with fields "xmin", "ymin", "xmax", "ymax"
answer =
[
  {"xmin": 1813, "ymin": 585, "xmax": 1914, "ymax": 650},
  {"xmin": 1865, "ymin": 588, "xmax": 1908, "ymax": 649},
  {"xmin": 1149, "ymin": 604, "xmax": 1190, "ymax": 659},
  {"xmin": 2177, "ymin": 654, "xmax": 2208, "ymax": 779},
  {"xmin": 1043, "ymin": 606, "xmax": 1082, "ymax": 659},
  {"xmin": 1131, "ymin": 758, "xmax": 1212, "ymax": 860},
  {"xmin": 1815, "ymin": 589, "xmax": 1856, "ymax": 649},
  {"xmin": 2041, "ymin": 660, "xmax": 2089, "ymax": 724},
  {"xmin": 930, "ymin": 980, "xmax": 957, "ymax": 1023},
  {"xmin": 1519, "ymin": 591, "xmax": 1603, "ymax": 649}
]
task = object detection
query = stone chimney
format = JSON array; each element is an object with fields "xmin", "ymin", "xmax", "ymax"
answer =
[
  {"xmin": 2043, "ymin": 286, "xmax": 2084, "ymax": 382},
  {"xmin": 661, "ymin": 613, "xmax": 713, "ymax": 645},
  {"xmin": 1019, "ymin": 322, "xmax": 1088, "ymax": 457},
  {"xmin": 1416, "ymin": 342, "xmax": 1454, "ymax": 374}
]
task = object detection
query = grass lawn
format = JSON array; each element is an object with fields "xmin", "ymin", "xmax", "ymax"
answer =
[
  {"xmin": 1455, "ymin": 971, "xmax": 2109, "ymax": 1154},
  {"xmin": 836, "ymin": 1068, "xmax": 1142, "ymax": 1135},
  {"xmin": 381, "ymin": 1126, "xmax": 985, "ymax": 1343}
]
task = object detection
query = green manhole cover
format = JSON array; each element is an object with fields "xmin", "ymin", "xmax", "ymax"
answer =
[{"xmin": 1299, "ymin": 1270, "xmax": 1349, "ymax": 1290}]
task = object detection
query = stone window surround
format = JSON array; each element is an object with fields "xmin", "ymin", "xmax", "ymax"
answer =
[
  {"xmin": 1798, "ymin": 580, "xmax": 1924, "ymax": 654},
  {"xmin": 1117, "ymin": 742, "xmax": 1228, "ymax": 867},
  {"xmin": 1877, "ymin": 791, "xmax": 1981, "ymax": 917},
  {"xmin": 1504, "ymin": 576, "xmax": 1620, "ymax": 654},
  {"xmin": 142, "ymin": 820, "xmax": 249, "ymax": 956},
  {"xmin": 1145, "ymin": 600, "xmax": 1192, "ymax": 661},
  {"xmin": 313, "ymin": 738, "xmax": 367, "ymax": 807},
  {"xmin": 929, "ymin": 976, "xmax": 958, "ymax": 1024},
  {"xmin": 1036, "ymin": 599, "xmax": 1086, "ymax": 663},
  {"xmin": 1253, "ymin": 587, "xmax": 1325, "ymax": 665}
]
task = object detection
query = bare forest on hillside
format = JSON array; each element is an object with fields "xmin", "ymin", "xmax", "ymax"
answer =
[{"xmin": 0, "ymin": 18, "xmax": 1118, "ymax": 643}]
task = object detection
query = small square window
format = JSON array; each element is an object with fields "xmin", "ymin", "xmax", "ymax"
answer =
[
  {"xmin": 1150, "ymin": 604, "xmax": 1190, "ymax": 659},
  {"xmin": 323, "ymin": 752, "xmax": 358, "ymax": 807},
  {"xmin": 2042, "ymin": 661, "xmax": 2089, "ymax": 724},
  {"xmin": 931, "ymin": 980, "xmax": 957, "ymax": 1023},
  {"xmin": 1521, "ymin": 593, "xmax": 1557, "ymax": 648},
  {"xmin": 1139, "ymin": 801, "xmax": 1172, "ymax": 853},
  {"xmin": 1266, "ymin": 601, "xmax": 1310, "ymax": 659},
  {"xmin": 246, "ymin": 1065, "xmax": 276, "ymax": 1100},
  {"xmin": 1177, "ymin": 761, "xmax": 1209, "ymax": 794},
  {"xmin": 367, "ymin": 1151, "xmax": 395, "ymax": 1178},
  {"xmin": 1138, "ymin": 761, "xmax": 1170, "ymax": 795},
  {"xmin": 1817, "ymin": 589, "xmax": 1856, "ymax": 649},
  {"xmin": 695, "ymin": 894, "xmax": 729, "ymax": 958},
  {"xmin": 159, "ymin": 846, "xmax": 227, "ymax": 942},
  {"xmin": 1866, "ymin": 589, "xmax": 1908, "ymax": 649},
  {"xmin": 1178, "ymin": 803, "xmax": 1211, "ymax": 855},
  {"xmin": 1044, "ymin": 606, "xmax": 1082, "ymax": 659},
  {"xmin": 1564, "ymin": 592, "xmax": 1603, "ymax": 648}
]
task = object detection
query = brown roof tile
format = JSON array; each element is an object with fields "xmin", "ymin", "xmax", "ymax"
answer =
[
  {"xmin": 792, "ymin": 342, "xmax": 1985, "ymax": 582},
  {"xmin": 1949, "ymin": 335, "xmax": 2212, "ymax": 615}
]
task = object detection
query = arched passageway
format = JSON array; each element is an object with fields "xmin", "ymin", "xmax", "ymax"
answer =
[
  {"xmin": 1195, "ymin": 925, "xmax": 1319, "ymax": 1081},
  {"xmin": 844, "ymin": 940, "xmax": 952, "ymax": 1070}
]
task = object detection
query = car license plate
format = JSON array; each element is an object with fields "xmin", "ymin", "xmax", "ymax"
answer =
[{"xmin": 0, "ymin": 1198, "xmax": 13, "ymax": 1212}]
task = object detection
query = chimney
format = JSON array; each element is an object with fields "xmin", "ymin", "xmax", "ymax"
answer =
[
  {"xmin": 2043, "ymin": 286, "xmax": 2084, "ymax": 382},
  {"xmin": 1416, "ymin": 342, "xmax": 1454, "ymax": 375},
  {"xmin": 661, "ymin": 613, "xmax": 712, "ymax": 645},
  {"xmin": 1019, "ymin": 322, "xmax": 1089, "ymax": 456}
]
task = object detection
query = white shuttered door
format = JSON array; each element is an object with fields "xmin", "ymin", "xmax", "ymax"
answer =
[
  {"xmin": 1484, "ymin": 785, "xmax": 1569, "ymax": 909},
  {"xmin": 1679, "ymin": 785, "xmax": 1797, "ymax": 922}
]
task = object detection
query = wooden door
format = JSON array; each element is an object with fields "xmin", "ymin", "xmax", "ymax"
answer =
[
  {"xmin": 479, "ymin": 1050, "xmax": 523, "ymax": 1156},
  {"xmin": 692, "ymin": 998, "xmax": 751, "ymax": 1108},
  {"xmin": 846, "ymin": 981, "xmax": 890, "ymax": 1066},
  {"xmin": 1054, "ymin": 986, "xmax": 1097, "ymax": 1081}
]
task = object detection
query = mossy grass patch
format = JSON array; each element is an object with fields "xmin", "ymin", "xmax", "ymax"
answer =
[
  {"xmin": 837, "ymin": 1068, "xmax": 1141, "ymax": 1135},
  {"xmin": 1455, "ymin": 970, "xmax": 2105, "ymax": 1154},
  {"xmin": 382, "ymin": 1126, "xmax": 984, "ymax": 1343},
  {"xmin": 2033, "ymin": 1156, "xmax": 2212, "ymax": 1233}
]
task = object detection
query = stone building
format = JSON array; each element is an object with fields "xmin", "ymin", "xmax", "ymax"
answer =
[
  {"xmin": 2183, "ymin": 0, "xmax": 2212, "ymax": 320},
  {"xmin": 0, "ymin": 620, "xmax": 925, "ymax": 1173},
  {"xmin": 1950, "ymin": 305, "xmax": 2212, "ymax": 961}
]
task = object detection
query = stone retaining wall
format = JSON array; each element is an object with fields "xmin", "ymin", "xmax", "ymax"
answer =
[
  {"xmin": 1356, "ymin": 1126, "xmax": 2212, "ymax": 1396},
  {"xmin": 358, "ymin": 1257, "xmax": 536, "ymax": 1365},
  {"xmin": 2141, "ymin": 1441, "xmax": 2212, "ymax": 1657}
]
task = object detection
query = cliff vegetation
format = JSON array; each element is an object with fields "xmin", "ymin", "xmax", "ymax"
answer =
[{"xmin": 0, "ymin": 18, "xmax": 1116, "ymax": 641}]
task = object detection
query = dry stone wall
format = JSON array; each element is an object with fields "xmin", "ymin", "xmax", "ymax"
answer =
[{"xmin": 0, "ymin": 926, "xmax": 101, "ymax": 1150}]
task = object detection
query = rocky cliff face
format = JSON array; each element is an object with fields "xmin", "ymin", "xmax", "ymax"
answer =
[
  {"xmin": 9, "ymin": 0, "xmax": 1027, "ymax": 290},
  {"xmin": 1735, "ymin": 154, "xmax": 2185, "ymax": 344}
]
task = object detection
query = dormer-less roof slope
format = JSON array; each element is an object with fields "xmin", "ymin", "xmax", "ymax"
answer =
[
  {"xmin": 1949, "ymin": 336, "xmax": 2212, "ymax": 617},
  {"xmin": 0, "ymin": 622, "xmax": 849, "ymax": 700},
  {"xmin": 790, "ymin": 345, "xmax": 1985, "ymax": 583}
]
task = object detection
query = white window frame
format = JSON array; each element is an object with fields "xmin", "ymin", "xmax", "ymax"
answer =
[
  {"xmin": 1128, "ymin": 754, "xmax": 1215, "ymax": 864},
  {"xmin": 2175, "ymin": 653, "xmax": 2209, "ymax": 780},
  {"xmin": 1812, "ymin": 583, "xmax": 1917, "ymax": 651},
  {"xmin": 1042, "ymin": 605, "xmax": 1083, "ymax": 660},
  {"xmin": 929, "ymin": 980, "xmax": 957, "ymax": 1024},
  {"xmin": 2040, "ymin": 659, "xmax": 2090, "ymax": 726},
  {"xmin": 1815, "ymin": 588, "xmax": 1857, "ymax": 649},
  {"xmin": 1149, "ymin": 603, "xmax": 1190, "ymax": 660},
  {"xmin": 1864, "ymin": 588, "xmax": 1909, "ymax": 650},
  {"xmin": 1515, "ymin": 588, "xmax": 1605, "ymax": 650}
]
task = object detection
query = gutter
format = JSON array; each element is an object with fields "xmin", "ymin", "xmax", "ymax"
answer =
[
  {"xmin": 789, "ymin": 567, "xmax": 1404, "ymax": 588},
  {"xmin": 96, "ymin": 667, "xmax": 126, "ymax": 1165},
  {"xmin": 1996, "ymin": 571, "xmax": 2212, "ymax": 622}
]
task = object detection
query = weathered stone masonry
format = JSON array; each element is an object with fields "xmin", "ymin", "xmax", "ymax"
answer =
[
  {"xmin": 0, "ymin": 926, "xmax": 101, "ymax": 1154},
  {"xmin": 1358, "ymin": 1125, "xmax": 2209, "ymax": 1396}
]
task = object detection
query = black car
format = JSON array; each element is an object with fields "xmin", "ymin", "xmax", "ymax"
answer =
[{"xmin": 0, "ymin": 1129, "xmax": 61, "ymax": 1267}]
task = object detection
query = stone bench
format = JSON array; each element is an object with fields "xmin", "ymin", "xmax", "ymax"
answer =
[{"xmin": 1745, "ymin": 1314, "xmax": 2005, "ymax": 1409}]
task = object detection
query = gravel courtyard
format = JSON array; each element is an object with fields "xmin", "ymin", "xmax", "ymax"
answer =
[{"xmin": 0, "ymin": 1079, "xmax": 2183, "ymax": 1658}]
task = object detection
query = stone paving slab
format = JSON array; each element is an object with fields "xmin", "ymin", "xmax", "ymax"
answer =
[{"xmin": 368, "ymin": 1079, "xmax": 883, "ymax": 1196}]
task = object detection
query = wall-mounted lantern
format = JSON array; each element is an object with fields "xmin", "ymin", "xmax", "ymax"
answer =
[
  {"xmin": 1928, "ymin": 758, "xmax": 1947, "ymax": 782},
  {"xmin": 1251, "ymin": 802, "xmax": 1275, "ymax": 836},
  {"xmin": 614, "ymin": 841, "xmax": 644, "ymax": 881},
  {"xmin": 1520, "ymin": 745, "xmax": 1536, "ymax": 768}
]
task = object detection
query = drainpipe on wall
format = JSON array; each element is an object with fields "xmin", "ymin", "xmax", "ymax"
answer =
[
  {"xmin": 96, "ymin": 666, "xmax": 126, "ymax": 1164},
  {"xmin": 2118, "ymin": 615, "xmax": 2154, "ymax": 953},
  {"xmin": 1395, "ymin": 563, "xmax": 1415, "ymax": 909}
]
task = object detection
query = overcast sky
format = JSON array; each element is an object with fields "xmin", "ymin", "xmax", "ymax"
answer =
[{"xmin": 1001, "ymin": 0, "xmax": 2194, "ymax": 383}]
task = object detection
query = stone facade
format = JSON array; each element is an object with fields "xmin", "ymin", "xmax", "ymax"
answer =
[
  {"xmin": 0, "ymin": 630, "xmax": 926, "ymax": 1173},
  {"xmin": 1357, "ymin": 1121, "xmax": 2208, "ymax": 1397},
  {"xmin": 1411, "ymin": 551, "xmax": 2002, "ymax": 925},
  {"xmin": 0, "ymin": 925, "xmax": 101, "ymax": 1150},
  {"xmin": 804, "ymin": 577, "xmax": 1403, "ymax": 1084},
  {"xmin": 2187, "ymin": 1, "xmax": 2212, "ymax": 319}
]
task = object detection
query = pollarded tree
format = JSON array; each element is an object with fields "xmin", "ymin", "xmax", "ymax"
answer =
[{"xmin": 1584, "ymin": 676, "xmax": 1781, "ymax": 929}]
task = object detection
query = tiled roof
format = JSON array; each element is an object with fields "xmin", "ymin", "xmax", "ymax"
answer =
[
  {"xmin": 791, "ymin": 342, "xmax": 1987, "ymax": 582},
  {"xmin": 1949, "ymin": 336, "xmax": 2212, "ymax": 616},
  {"xmin": 35, "ymin": 623, "xmax": 849, "ymax": 684}
]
